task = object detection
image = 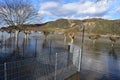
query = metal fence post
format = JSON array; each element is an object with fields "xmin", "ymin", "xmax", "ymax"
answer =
[
  {"xmin": 35, "ymin": 39, "xmax": 37, "ymax": 57},
  {"xmin": 4, "ymin": 62, "xmax": 7, "ymax": 80},
  {"xmin": 78, "ymin": 24, "xmax": 85, "ymax": 72},
  {"xmin": 78, "ymin": 49, "xmax": 81, "ymax": 72},
  {"xmin": 54, "ymin": 53, "xmax": 58, "ymax": 80}
]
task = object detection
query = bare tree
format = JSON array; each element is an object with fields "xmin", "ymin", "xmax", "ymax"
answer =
[
  {"xmin": 0, "ymin": 0, "xmax": 40, "ymax": 26},
  {"xmin": 0, "ymin": 0, "xmax": 42, "ymax": 51},
  {"xmin": 0, "ymin": 0, "xmax": 41, "ymax": 37}
]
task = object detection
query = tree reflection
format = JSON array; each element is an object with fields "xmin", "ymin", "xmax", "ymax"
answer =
[
  {"xmin": 107, "ymin": 47, "xmax": 119, "ymax": 79},
  {"xmin": 14, "ymin": 31, "xmax": 19, "ymax": 55},
  {"xmin": 1, "ymin": 32, "xmax": 4, "ymax": 40},
  {"xmin": 5, "ymin": 37, "xmax": 12, "ymax": 49},
  {"xmin": 42, "ymin": 38, "xmax": 48, "ymax": 48},
  {"xmin": 22, "ymin": 37, "xmax": 31, "ymax": 57},
  {"xmin": 0, "ymin": 32, "xmax": 4, "ymax": 48},
  {"xmin": 91, "ymin": 41, "xmax": 100, "ymax": 53},
  {"xmin": 108, "ymin": 47, "xmax": 117, "ymax": 60}
]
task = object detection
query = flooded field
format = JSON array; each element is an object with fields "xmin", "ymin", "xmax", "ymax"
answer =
[{"xmin": 0, "ymin": 32, "xmax": 120, "ymax": 80}]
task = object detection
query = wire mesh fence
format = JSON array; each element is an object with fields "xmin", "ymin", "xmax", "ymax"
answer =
[
  {"xmin": 0, "ymin": 64, "xmax": 4, "ymax": 80},
  {"xmin": 0, "ymin": 46, "xmax": 81, "ymax": 80}
]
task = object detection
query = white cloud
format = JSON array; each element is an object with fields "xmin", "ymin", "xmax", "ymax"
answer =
[
  {"xmin": 39, "ymin": 0, "xmax": 113, "ymax": 20},
  {"xmin": 116, "ymin": 7, "xmax": 120, "ymax": 13}
]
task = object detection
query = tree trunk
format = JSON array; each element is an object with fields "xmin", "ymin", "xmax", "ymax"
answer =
[
  {"xmin": 64, "ymin": 34, "xmax": 67, "ymax": 44},
  {"xmin": 15, "ymin": 30, "xmax": 19, "ymax": 39},
  {"xmin": 69, "ymin": 33, "xmax": 75, "ymax": 44},
  {"xmin": 93, "ymin": 39, "xmax": 96, "ymax": 45},
  {"xmin": 111, "ymin": 41, "xmax": 115, "ymax": 47},
  {"xmin": 15, "ymin": 30, "xmax": 19, "ymax": 48},
  {"xmin": 24, "ymin": 33, "xmax": 27, "ymax": 39},
  {"xmin": 1, "ymin": 32, "xmax": 4, "ymax": 39},
  {"xmin": 27, "ymin": 33, "xmax": 29, "ymax": 39},
  {"xmin": 9, "ymin": 33, "xmax": 12, "ymax": 38},
  {"xmin": 92, "ymin": 39, "xmax": 97, "ymax": 49},
  {"xmin": 44, "ymin": 34, "xmax": 48, "ymax": 39}
]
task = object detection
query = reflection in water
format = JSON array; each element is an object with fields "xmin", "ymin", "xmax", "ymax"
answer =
[
  {"xmin": 108, "ymin": 47, "xmax": 117, "ymax": 59},
  {"xmin": 0, "ymin": 33, "xmax": 35, "ymax": 63},
  {"xmin": 0, "ymin": 32, "xmax": 69, "ymax": 62},
  {"xmin": 80, "ymin": 38, "xmax": 120, "ymax": 80},
  {"xmin": 107, "ymin": 47, "xmax": 120, "ymax": 80},
  {"xmin": 0, "ymin": 33, "xmax": 75, "ymax": 80},
  {"xmin": 6, "ymin": 37, "xmax": 12, "ymax": 47},
  {"xmin": 42, "ymin": 38, "xmax": 48, "ymax": 48},
  {"xmin": 0, "ymin": 33, "xmax": 120, "ymax": 80}
]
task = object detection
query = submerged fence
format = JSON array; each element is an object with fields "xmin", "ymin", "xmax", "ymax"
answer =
[{"xmin": 0, "ymin": 44, "xmax": 81, "ymax": 80}]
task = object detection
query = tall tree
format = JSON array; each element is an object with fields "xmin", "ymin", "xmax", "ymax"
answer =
[
  {"xmin": 0, "ymin": 0, "xmax": 42, "ymax": 50},
  {"xmin": 0, "ymin": 0, "xmax": 40, "ymax": 27}
]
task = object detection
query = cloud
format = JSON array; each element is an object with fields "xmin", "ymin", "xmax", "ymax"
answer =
[
  {"xmin": 39, "ymin": 0, "xmax": 114, "ymax": 20},
  {"xmin": 116, "ymin": 7, "xmax": 120, "ymax": 13}
]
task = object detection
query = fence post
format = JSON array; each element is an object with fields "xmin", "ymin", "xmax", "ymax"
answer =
[
  {"xmin": 78, "ymin": 49, "xmax": 81, "ymax": 72},
  {"xmin": 35, "ymin": 39, "xmax": 37, "ymax": 57},
  {"xmin": 54, "ymin": 53, "xmax": 58, "ymax": 80},
  {"xmin": 4, "ymin": 62, "xmax": 7, "ymax": 80}
]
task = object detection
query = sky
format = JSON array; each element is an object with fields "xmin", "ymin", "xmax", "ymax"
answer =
[{"xmin": 35, "ymin": 0, "xmax": 120, "ymax": 22}]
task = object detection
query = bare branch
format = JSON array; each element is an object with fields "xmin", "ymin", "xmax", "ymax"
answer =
[{"xmin": 0, "ymin": 0, "xmax": 41, "ymax": 27}]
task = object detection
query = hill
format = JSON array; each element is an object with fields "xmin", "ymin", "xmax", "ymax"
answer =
[
  {"xmin": 1, "ymin": 18, "xmax": 120, "ymax": 35},
  {"xmin": 40, "ymin": 18, "xmax": 120, "ymax": 35}
]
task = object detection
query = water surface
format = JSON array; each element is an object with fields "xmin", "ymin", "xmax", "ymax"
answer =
[{"xmin": 0, "ymin": 32, "xmax": 120, "ymax": 80}]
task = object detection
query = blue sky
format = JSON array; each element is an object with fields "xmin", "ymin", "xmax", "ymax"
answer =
[{"xmin": 28, "ymin": 0, "xmax": 120, "ymax": 22}]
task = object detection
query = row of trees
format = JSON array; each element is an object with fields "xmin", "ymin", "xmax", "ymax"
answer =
[
  {"xmin": 0, "ymin": 0, "xmax": 118, "ymax": 46},
  {"xmin": 0, "ymin": 0, "xmax": 42, "ymax": 39}
]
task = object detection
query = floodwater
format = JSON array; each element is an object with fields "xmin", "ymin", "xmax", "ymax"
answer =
[
  {"xmin": 0, "ymin": 32, "xmax": 120, "ymax": 80},
  {"xmin": 0, "ymin": 32, "xmax": 76, "ymax": 80},
  {"xmin": 80, "ymin": 37, "xmax": 120, "ymax": 80}
]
